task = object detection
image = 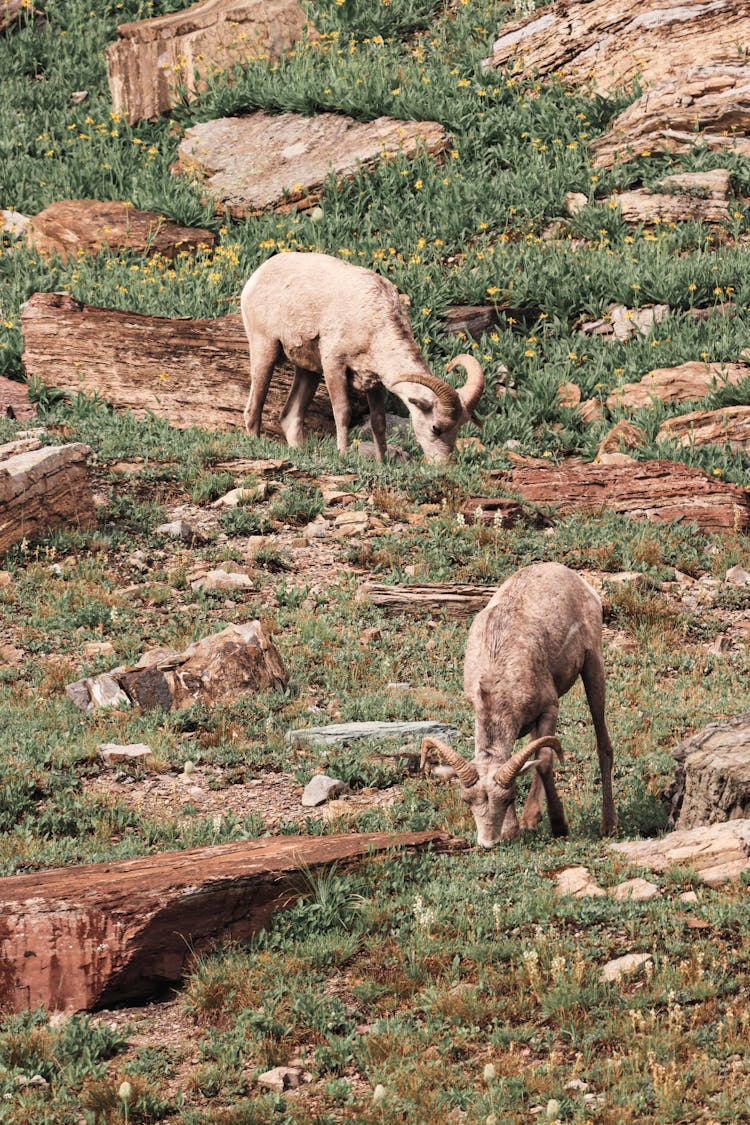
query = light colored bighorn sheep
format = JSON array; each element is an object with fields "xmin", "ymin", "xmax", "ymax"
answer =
[
  {"xmin": 240, "ymin": 252, "xmax": 484, "ymax": 463},
  {"xmin": 422, "ymin": 562, "xmax": 617, "ymax": 848}
]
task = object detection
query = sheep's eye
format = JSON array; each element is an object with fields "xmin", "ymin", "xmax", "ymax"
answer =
[{"xmin": 432, "ymin": 425, "xmax": 443, "ymax": 437}]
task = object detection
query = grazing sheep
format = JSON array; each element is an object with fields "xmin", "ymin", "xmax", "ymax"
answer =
[
  {"xmin": 422, "ymin": 562, "xmax": 617, "ymax": 847},
  {"xmin": 240, "ymin": 252, "xmax": 484, "ymax": 463}
]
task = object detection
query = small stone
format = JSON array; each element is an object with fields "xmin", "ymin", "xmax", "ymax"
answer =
[
  {"xmin": 86, "ymin": 674, "xmax": 131, "ymax": 710},
  {"xmin": 563, "ymin": 191, "xmax": 588, "ymax": 216},
  {"xmin": 726, "ymin": 565, "xmax": 750, "ymax": 587},
  {"xmin": 99, "ymin": 742, "xmax": 152, "ymax": 764},
  {"xmin": 0, "ymin": 571, "xmax": 13, "ymax": 588},
  {"xmin": 71, "ymin": 90, "xmax": 88, "ymax": 104},
  {"xmin": 557, "ymin": 381, "xmax": 581, "ymax": 408},
  {"xmin": 679, "ymin": 890, "xmax": 699, "ymax": 903},
  {"xmin": 190, "ymin": 569, "xmax": 255, "ymax": 592},
  {"xmin": 301, "ymin": 774, "xmax": 348, "ymax": 807},
  {"xmin": 303, "ymin": 519, "xmax": 329, "ymax": 540},
  {"xmin": 601, "ymin": 952, "xmax": 653, "ymax": 983},
  {"xmin": 65, "ymin": 679, "xmax": 92, "ymax": 711},
  {"xmin": 156, "ymin": 519, "xmax": 197, "ymax": 542},
  {"xmin": 210, "ymin": 487, "xmax": 259, "ymax": 508},
  {"xmin": 1, "ymin": 209, "xmax": 31, "ymax": 236},
  {"xmin": 257, "ymin": 1066, "xmax": 303, "ymax": 1093},
  {"xmin": 610, "ymin": 877, "xmax": 661, "ymax": 901},
  {"xmin": 0, "ymin": 643, "xmax": 24, "ymax": 665},
  {"xmin": 309, "ymin": 206, "xmax": 324, "ymax": 222},
  {"xmin": 83, "ymin": 641, "xmax": 116, "ymax": 659},
  {"xmin": 554, "ymin": 866, "xmax": 606, "ymax": 898}
]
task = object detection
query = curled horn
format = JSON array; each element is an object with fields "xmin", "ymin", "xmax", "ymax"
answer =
[
  {"xmin": 421, "ymin": 736, "xmax": 479, "ymax": 787},
  {"xmin": 493, "ymin": 736, "xmax": 563, "ymax": 790},
  {"xmin": 446, "ymin": 354, "xmax": 485, "ymax": 417},
  {"xmin": 393, "ymin": 372, "xmax": 462, "ymax": 420}
]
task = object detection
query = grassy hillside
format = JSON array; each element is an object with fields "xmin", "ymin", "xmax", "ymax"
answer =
[{"xmin": 0, "ymin": 1, "xmax": 749, "ymax": 1122}]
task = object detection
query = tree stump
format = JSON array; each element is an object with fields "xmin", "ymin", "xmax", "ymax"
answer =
[
  {"xmin": 106, "ymin": 0, "xmax": 308, "ymax": 124},
  {"xmin": 0, "ymin": 831, "xmax": 462, "ymax": 1012},
  {"xmin": 20, "ymin": 292, "xmax": 366, "ymax": 436}
]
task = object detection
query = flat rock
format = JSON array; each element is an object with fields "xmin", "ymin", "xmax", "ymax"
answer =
[
  {"xmin": 482, "ymin": 0, "xmax": 750, "ymax": 96},
  {"xmin": 610, "ymin": 819, "xmax": 750, "ymax": 886},
  {"xmin": 190, "ymin": 568, "xmax": 255, "ymax": 592},
  {"xmin": 257, "ymin": 1066, "xmax": 304, "ymax": 1093},
  {"xmin": 601, "ymin": 953, "xmax": 653, "ymax": 983},
  {"xmin": 155, "ymin": 519, "xmax": 198, "ymax": 542},
  {"xmin": 301, "ymin": 774, "xmax": 348, "ymax": 807},
  {"xmin": 509, "ymin": 458, "xmax": 750, "ymax": 535},
  {"xmin": 553, "ymin": 866, "xmax": 606, "ymax": 898},
  {"xmin": 0, "ymin": 442, "xmax": 95, "ymax": 554},
  {"xmin": 657, "ymin": 406, "xmax": 750, "ymax": 452},
  {"xmin": 358, "ymin": 581, "xmax": 496, "ymax": 619},
  {"xmin": 596, "ymin": 420, "xmax": 645, "ymax": 458},
  {"xmin": 174, "ymin": 111, "xmax": 448, "ymax": 217},
  {"xmin": 99, "ymin": 743, "xmax": 153, "ymax": 764},
  {"xmin": 26, "ymin": 201, "xmax": 215, "ymax": 261},
  {"xmin": 106, "ymin": 0, "xmax": 307, "ymax": 124},
  {"xmin": 610, "ymin": 877, "xmax": 661, "ymax": 901},
  {"xmin": 579, "ymin": 302, "xmax": 669, "ymax": 341},
  {"xmin": 287, "ymin": 720, "xmax": 460, "ymax": 747},
  {"xmin": 726, "ymin": 566, "xmax": 750, "ymax": 586},
  {"xmin": 606, "ymin": 360, "xmax": 750, "ymax": 411},
  {"xmin": 0, "ymin": 829, "xmax": 460, "ymax": 1011},
  {"xmin": 666, "ymin": 712, "xmax": 750, "ymax": 829},
  {"xmin": 608, "ymin": 169, "xmax": 731, "ymax": 225}
]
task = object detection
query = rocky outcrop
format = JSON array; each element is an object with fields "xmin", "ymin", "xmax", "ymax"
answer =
[
  {"xmin": 0, "ymin": 441, "xmax": 95, "ymax": 553},
  {"xmin": 0, "ymin": 376, "xmax": 36, "ymax": 421},
  {"xmin": 608, "ymin": 169, "xmax": 732, "ymax": 225},
  {"xmin": 20, "ymin": 292, "xmax": 366, "ymax": 435},
  {"xmin": 0, "ymin": 830, "xmax": 462, "ymax": 1011},
  {"xmin": 606, "ymin": 361, "xmax": 750, "ymax": 412},
  {"xmin": 482, "ymin": 0, "xmax": 750, "ymax": 96},
  {"xmin": 67, "ymin": 621, "xmax": 288, "ymax": 713},
  {"xmin": 357, "ymin": 581, "xmax": 497, "ymax": 619},
  {"xmin": 509, "ymin": 458, "xmax": 750, "ymax": 534},
  {"xmin": 106, "ymin": 0, "xmax": 308, "ymax": 124},
  {"xmin": 26, "ymin": 200, "xmax": 215, "ymax": 260},
  {"xmin": 666, "ymin": 712, "xmax": 750, "ymax": 828},
  {"xmin": 174, "ymin": 111, "xmax": 448, "ymax": 216},
  {"xmin": 591, "ymin": 65, "xmax": 750, "ymax": 168},
  {"xmin": 611, "ymin": 819, "xmax": 750, "ymax": 886},
  {"xmin": 657, "ymin": 406, "xmax": 750, "ymax": 452}
]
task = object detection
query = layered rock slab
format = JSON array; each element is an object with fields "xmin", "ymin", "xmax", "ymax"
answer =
[
  {"xmin": 20, "ymin": 292, "xmax": 366, "ymax": 435},
  {"xmin": 0, "ymin": 830, "xmax": 460, "ymax": 1012},
  {"xmin": 0, "ymin": 441, "xmax": 95, "ymax": 553},
  {"xmin": 174, "ymin": 111, "xmax": 448, "ymax": 216},
  {"xmin": 605, "ymin": 361, "xmax": 750, "ymax": 411},
  {"xmin": 611, "ymin": 819, "xmax": 750, "ymax": 886},
  {"xmin": 508, "ymin": 458, "xmax": 750, "ymax": 534},
  {"xmin": 26, "ymin": 200, "xmax": 215, "ymax": 260},
  {"xmin": 666, "ymin": 711, "xmax": 750, "ymax": 829},
  {"xmin": 106, "ymin": 0, "xmax": 307, "ymax": 124}
]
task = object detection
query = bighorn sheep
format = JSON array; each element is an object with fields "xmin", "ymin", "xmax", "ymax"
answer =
[
  {"xmin": 422, "ymin": 562, "xmax": 617, "ymax": 847},
  {"xmin": 239, "ymin": 252, "xmax": 484, "ymax": 463}
]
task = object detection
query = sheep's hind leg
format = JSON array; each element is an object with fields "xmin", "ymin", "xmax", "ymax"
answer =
[
  {"xmin": 243, "ymin": 337, "xmax": 280, "ymax": 436},
  {"xmin": 582, "ymin": 649, "xmax": 618, "ymax": 836},
  {"xmin": 279, "ymin": 366, "xmax": 321, "ymax": 447}
]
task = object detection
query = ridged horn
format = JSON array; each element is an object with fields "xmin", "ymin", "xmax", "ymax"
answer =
[
  {"xmin": 420, "ymin": 737, "xmax": 479, "ymax": 787},
  {"xmin": 446, "ymin": 354, "xmax": 485, "ymax": 415},
  {"xmin": 493, "ymin": 736, "xmax": 563, "ymax": 790},
  {"xmin": 393, "ymin": 372, "xmax": 462, "ymax": 420}
]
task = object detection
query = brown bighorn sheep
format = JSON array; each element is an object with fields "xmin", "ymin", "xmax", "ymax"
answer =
[
  {"xmin": 240, "ymin": 252, "xmax": 484, "ymax": 463},
  {"xmin": 422, "ymin": 562, "xmax": 617, "ymax": 847}
]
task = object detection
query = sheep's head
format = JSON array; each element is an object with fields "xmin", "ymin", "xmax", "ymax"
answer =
[
  {"xmin": 421, "ymin": 735, "xmax": 563, "ymax": 848},
  {"xmin": 394, "ymin": 355, "xmax": 484, "ymax": 464}
]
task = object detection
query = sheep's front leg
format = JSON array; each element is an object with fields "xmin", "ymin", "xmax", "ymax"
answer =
[
  {"xmin": 582, "ymin": 649, "xmax": 618, "ymax": 836},
  {"xmin": 243, "ymin": 337, "xmax": 280, "ymax": 437},
  {"xmin": 279, "ymin": 366, "xmax": 321, "ymax": 447},
  {"xmin": 321, "ymin": 356, "xmax": 352, "ymax": 456},
  {"xmin": 365, "ymin": 384, "xmax": 387, "ymax": 461},
  {"xmin": 519, "ymin": 709, "xmax": 569, "ymax": 837}
]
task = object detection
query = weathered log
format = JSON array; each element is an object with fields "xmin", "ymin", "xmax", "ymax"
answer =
[
  {"xmin": 0, "ymin": 830, "xmax": 462, "ymax": 1012},
  {"xmin": 26, "ymin": 200, "xmax": 215, "ymax": 261},
  {"xmin": 610, "ymin": 819, "xmax": 750, "ymax": 887},
  {"xmin": 358, "ymin": 581, "xmax": 495, "ymax": 619},
  {"xmin": 657, "ymin": 406, "xmax": 750, "ymax": 452},
  {"xmin": 591, "ymin": 65, "xmax": 750, "ymax": 167},
  {"xmin": 606, "ymin": 360, "xmax": 750, "ymax": 411},
  {"xmin": 174, "ymin": 111, "xmax": 448, "ymax": 217},
  {"xmin": 482, "ymin": 0, "xmax": 750, "ymax": 96},
  {"xmin": 0, "ymin": 375, "xmax": 36, "ymax": 421},
  {"xmin": 20, "ymin": 292, "xmax": 366, "ymax": 435},
  {"xmin": 609, "ymin": 169, "xmax": 731, "ymax": 225},
  {"xmin": 509, "ymin": 458, "xmax": 750, "ymax": 534},
  {"xmin": 440, "ymin": 304, "xmax": 538, "ymax": 338},
  {"xmin": 106, "ymin": 0, "xmax": 308, "ymax": 124},
  {"xmin": 0, "ymin": 442, "xmax": 95, "ymax": 554}
]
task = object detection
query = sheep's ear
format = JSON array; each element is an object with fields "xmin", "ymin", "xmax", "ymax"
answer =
[{"xmin": 407, "ymin": 395, "xmax": 433, "ymax": 413}]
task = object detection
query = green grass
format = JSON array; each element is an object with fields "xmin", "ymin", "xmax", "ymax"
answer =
[{"xmin": 1, "ymin": 0, "xmax": 749, "ymax": 1121}]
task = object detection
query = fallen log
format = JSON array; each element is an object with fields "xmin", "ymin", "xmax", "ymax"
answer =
[
  {"xmin": 358, "ymin": 581, "xmax": 495, "ymax": 618},
  {"xmin": 0, "ymin": 830, "xmax": 462, "ymax": 1012},
  {"xmin": 0, "ymin": 441, "xmax": 96, "ymax": 554},
  {"xmin": 106, "ymin": 0, "xmax": 307, "ymax": 124},
  {"xmin": 26, "ymin": 200, "xmax": 215, "ymax": 261},
  {"xmin": 20, "ymin": 292, "xmax": 366, "ymax": 435},
  {"xmin": 482, "ymin": 0, "xmax": 750, "ymax": 96},
  {"xmin": 509, "ymin": 458, "xmax": 750, "ymax": 534}
]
